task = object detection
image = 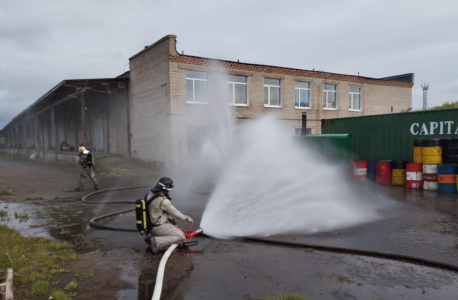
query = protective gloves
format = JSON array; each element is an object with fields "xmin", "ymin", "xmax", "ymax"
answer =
[{"xmin": 184, "ymin": 216, "xmax": 193, "ymax": 223}]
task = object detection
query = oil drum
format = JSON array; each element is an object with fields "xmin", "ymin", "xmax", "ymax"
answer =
[
  {"xmin": 441, "ymin": 138, "xmax": 458, "ymax": 163},
  {"xmin": 391, "ymin": 161, "xmax": 406, "ymax": 185},
  {"xmin": 413, "ymin": 139, "xmax": 424, "ymax": 164},
  {"xmin": 437, "ymin": 164, "xmax": 457, "ymax": 193},
  {"xmin": 422, "ymin": 146, "xmax": 442, "ymax": 164},
  {"xmin": 367, "ymin": 161, "xmax": 377, "ymax": 181},
  {"xmin": 352, "ymin": 160, "xmax": 367, "ymax": 182},
  {"xmin": 423, "ymin": 164, "xmax": 438, "ymax": 190},
  {"xmin": 406, "ymin": 163, "xmax": 423, "ymax": 189},
  {"xmin": 376, "ymin": 161, "xmax": 391, "ymax": 184}
]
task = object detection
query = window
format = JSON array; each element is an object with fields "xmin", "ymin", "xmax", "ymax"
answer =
[
  {"xmin": 264, "ymin": 78, "xmax": 281, "ymax": 107},
  {"xmin": 228, "ymin": 75, "xmax": 248, "ymax": 105},
  {"xmin": 295, "ymin": 81, "xmax": 311, "ymax": 108},
  {"xmin": 323, "ymin": 84, "xmax": 337, "ymax": 109},
  {"xmin": 186, "ymin": 70, "xmax": 209, "ymax": 103},
  {"xmin": 349, "ymin": 86, "xmax": 362, "ymax": 111}
]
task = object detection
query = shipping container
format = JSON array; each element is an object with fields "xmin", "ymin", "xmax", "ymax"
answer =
[
  {"xmin": 321, "ymin": 108, "xmax": 458, "ymax": 161},
  {"xmin": 294, "ymin": 134, "xmax": 351, "ymax": 163}
]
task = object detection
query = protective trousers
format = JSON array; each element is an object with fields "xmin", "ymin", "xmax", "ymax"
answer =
[
  {"xmin": 150, "ymin": 223, "xmax": 186, "ymax": 248},
  {"xmin": 79, "ymin": 167, "xmax": 98, "ymax": 188}
]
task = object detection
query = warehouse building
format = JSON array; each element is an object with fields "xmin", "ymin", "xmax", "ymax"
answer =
[{"xmin": 0, "ymin": 35, "xmax": 414, "ymax": 165}]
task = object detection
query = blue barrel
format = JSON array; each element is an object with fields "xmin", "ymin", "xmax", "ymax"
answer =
[
  {"xmin": 437, "ymin": 164, "xmax": 457, "ymax": 193},
  {"xmin": 367, "ymin": 161, "xmax": 377, "ymax": 181}
]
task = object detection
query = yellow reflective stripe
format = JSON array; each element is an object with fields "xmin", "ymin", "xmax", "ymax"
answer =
[
  {"xmin": 137, "ymin": 221, "xmax": 142, "ymax": 224},
  {"xmin": 143, "ymin": 211, "xmax": 147, "ymax": 229},
  {"xmin": 136, "ymin": 204, "xmax": 141, "ymax": 208}
]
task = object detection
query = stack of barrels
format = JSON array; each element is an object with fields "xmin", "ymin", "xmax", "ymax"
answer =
[
  {"xmin": 421, "ymin": 139, "xmax": 441, "ymax": 190},
  {"xmin": 349, "ymin": 138, "xmax": 458, "ymax": 194}
]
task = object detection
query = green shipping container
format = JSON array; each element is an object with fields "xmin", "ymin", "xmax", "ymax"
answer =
[
  {"xmin": 293, "ymin": 134, "xmax": 352, "ymax": 163},
  {"xmin": 322, "ymin": 108, "xmax": 458, "ymax": 161}
]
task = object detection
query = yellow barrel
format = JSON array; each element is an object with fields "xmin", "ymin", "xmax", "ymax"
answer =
[
  {"xmin": 422, "ymin": 147, "xmax": 442, "ymax": 155},
  {"xmin": 422, "ymin": 146, "xmax": 442, "ymax": 165},
  {"xmin": 413, "ymin": 147, "xmax": 422, "ymax": 163},
  {"xmin": 423, "ymin": 155, "xmax": 442, "ymax": 164},
  {"xmin": 392, "ymin": 170, "xmax": 406, "ymax": 185}
]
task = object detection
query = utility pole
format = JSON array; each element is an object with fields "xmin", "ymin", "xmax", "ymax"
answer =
[{"xmin": 422, "ymin": 83, "xmax": 429, "ymax": 110}]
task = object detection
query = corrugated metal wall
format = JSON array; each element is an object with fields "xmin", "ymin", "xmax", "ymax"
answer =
[{"xmin": 322, "ymin": 109, "xmax": 458, "ymax": 161}]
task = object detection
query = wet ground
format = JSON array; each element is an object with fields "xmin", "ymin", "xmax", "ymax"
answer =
[{"xmin": 1, "ymin": 152, "xmax": 458, "ymax": 300}]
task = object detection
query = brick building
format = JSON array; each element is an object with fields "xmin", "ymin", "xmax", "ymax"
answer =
[
  {"xmin": 128, "ymin": 35, "xmax": 413, "ymax": 164},
  {"xmin": 0, "ymin": 34, "xmax": 413, "ymax": 165}
]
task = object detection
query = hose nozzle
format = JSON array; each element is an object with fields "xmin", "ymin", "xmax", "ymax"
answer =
[{"xmin": 185, "ymin": 227, "xmax": 203, "ymax": 239}]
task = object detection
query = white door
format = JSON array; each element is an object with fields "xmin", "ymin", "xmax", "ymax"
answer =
[{"xmin": 92, "ymin": 117, "xmax": 104, "ymax": 151}]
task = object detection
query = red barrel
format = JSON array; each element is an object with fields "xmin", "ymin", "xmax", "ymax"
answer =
[
  {"xmin": 376, "ymin": 161, "xmax": 391, "ymax": 184},
  {"xmin": 406, "ymin": 163, "xmax": 423, "ymax": 189},
  {"xmin": 352, "ymin": 160, "xmax": 367, "ymax": 182}
]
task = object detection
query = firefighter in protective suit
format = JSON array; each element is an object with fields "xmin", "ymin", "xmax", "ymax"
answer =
[
  {"xmin": 75, "ymin": 146, "xmax": 99, "ymax": 191},
  {"xmin": 144, "ymin": 177, "xmax": 193, "ymax": 254}
]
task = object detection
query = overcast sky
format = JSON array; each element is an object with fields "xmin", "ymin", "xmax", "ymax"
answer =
[{"xmin": 1, "ymin": 0, "xmax": 457, "ymax": 129}]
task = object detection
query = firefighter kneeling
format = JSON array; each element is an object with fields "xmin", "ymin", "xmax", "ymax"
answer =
[
  {"xmin": 75, "ymin": 146, "xmax": 99, "ymax": 191},
  {"xmin": 143, "ymin": 177, "xmax": 193, "ymax": 254}
]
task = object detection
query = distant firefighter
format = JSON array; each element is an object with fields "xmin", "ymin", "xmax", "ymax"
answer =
[{"xmin": 75, "ymin": 146, "xmax": 99, "ymax": 191}]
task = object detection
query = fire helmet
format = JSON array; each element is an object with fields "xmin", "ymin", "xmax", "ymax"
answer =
[
  {"xmin": 157, "ymin": 177, "xmax": 174, "ymax": 190},
  {"xmin": 78, "ymin": 146, "xmax": 87, "ymax": 153}
]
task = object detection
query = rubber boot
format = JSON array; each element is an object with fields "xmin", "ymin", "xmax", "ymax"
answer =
[
  {"xmin": 144, "ymin": 236, "xmax": 159, "ymax": 254},
  {"xmin": 74, "ymin": 187, "xmax": 84, "ymax": 191},
  {"xmin": 94, "ymin": 184, "xmax": 99, "ymax": 190}
]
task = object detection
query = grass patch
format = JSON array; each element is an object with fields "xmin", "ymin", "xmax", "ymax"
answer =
[
  {"xmin": 0, "ymin": 189, "xmax": 13, "ymax": 196},
  {"xmin": 14, "ymin": 212, "xmax": 29, "ymax": 222},
  {"xmin": 51, "ymin": 289, "xmax": 74, "ymax": 300},
  {"xmin": 0, "ymin": 224, "xmax": 79, "ymax": 286},
  {"xmin": 29, "ymin": 280, "xmax": 50, "ymax": 296},
  {"xmin": 0, "ymin": 210, "xmax": 8, "ymax": 221},
  {"xmin": 64, "ymin": 281, "xmax": 77, "ymax": 291},
  {"xmin": 74, "ymin": 269, "xmax": 93, "ymax": 278},
  {"xmin": 264, "ymin": 295, "xmax": 308, "ymax": 300}
]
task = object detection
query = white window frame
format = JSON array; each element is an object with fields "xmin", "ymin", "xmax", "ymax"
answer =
[
  {"xmin": 295, "ymin": 81, "xmax": 311, "ymax": 109},
  {"xmin": 264, "ymin": 78, "xmax": 282, "ymax": 108},
  {"xmin": 323, "ymin": 83, "xmax": 338, "ymax": 110},
  {"xmin": 186, "ymin": 70, "xmax": 209, "ymax": 104},
  {"xmin": 228, "ymin": 75, "xmax": 249, "ymax": 106},
  {"xmin": 349, "ymin": 86, "xmax": 362, "ymax": 111}
]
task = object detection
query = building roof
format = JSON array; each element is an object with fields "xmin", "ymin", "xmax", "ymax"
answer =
[
  {"xmin": 169, "ymin": 54, "xmax": 414, "ymax": 88},
  {"xmin": 0, "ymin": 77, "xmax": 127, "ymax": 133}
]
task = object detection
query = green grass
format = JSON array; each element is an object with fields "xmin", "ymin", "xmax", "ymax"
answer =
[
  {"xmin": 51, "ymin": 289, "xmax": 74, "ymax": 300},
  {"xmin": 0, "ymin": 224, "xmax": 79, "ymax": 286},
  {"xmin": 29, "ymin": 280, "xmax": 50, "ymax": 296},
  {"xmin": 0, "ymin": 189, "xmax": 13, "ymax": 196},
  {"xmin": 0, "ymin": 210, "xmax": 10, "ymax": 222},
  {"xmin": 74, "ymin": 269, "xmax": 93, "ymax": 278},
  {"xmin": 264, "ymin": 295, "xmax": 308, "ymax": 300},
  {"xmin": 14, "ymin": 212, "xmax": 29, "ymax": 222}
]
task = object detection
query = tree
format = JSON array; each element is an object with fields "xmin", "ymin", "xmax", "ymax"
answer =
[{"xmin": 428, "ymin": 100, "xmax": 458, "ymax": 110}]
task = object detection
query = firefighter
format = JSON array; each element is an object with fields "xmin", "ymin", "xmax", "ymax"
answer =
[
  {"xmin": 75, "ymin": 146, "xmax": 99, "ymax": 191},
  {"xmin": 144, "ymin": 177, "xmax": 193, "ymax": 254}
]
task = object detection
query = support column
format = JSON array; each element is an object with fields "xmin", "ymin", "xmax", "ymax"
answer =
[
  {"xmin": 81, "ymin": 91, "xmax": 87, "ymax": 147},
  {"xmin": 74, "ymin": 105, "xmax": 79, "ymax": 150},
  {"xmin": 15, "ymin": 126, "xmax": 19, "ymax": 149},
  {"xmin": 23, "ymin": 122, "xmax": 27, "ymax": 148},
  {"xmin": 50, "ymin": 107, "xmax": 58, "ymax": 160},
  {"xmin": 125, "ymin": 85, "xmax": 131, "ymax": 157},
  {"xmin": 35, "ymin": 115, "xmax": 40, "ymax": 150},
  {"xmin": 105, "ymin": 95, "xmax": 110, "ymax": 153}
]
